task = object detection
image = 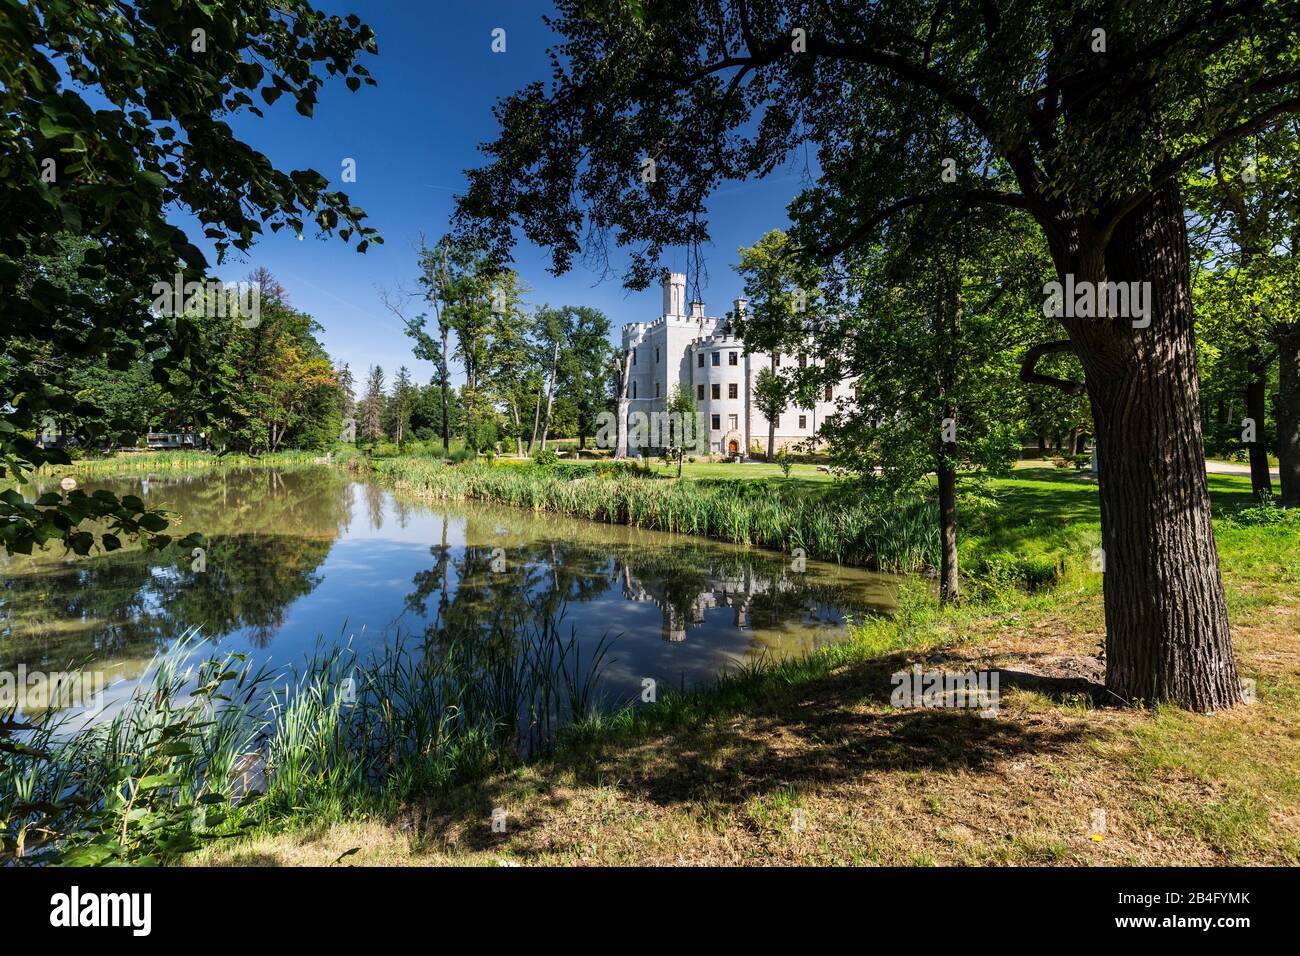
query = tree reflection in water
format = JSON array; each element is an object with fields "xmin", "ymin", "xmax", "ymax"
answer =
[
  {"xmin": 0, "ymin": 467, "xmax": 351, "ymax": 674},
  {"xmin": 2, "ymin": 467, "xmax": 895, "ymax": 718}
]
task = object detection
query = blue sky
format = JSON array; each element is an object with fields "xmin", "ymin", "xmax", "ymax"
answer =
[{"xmin": 187, "ymin": 0, "xmax": 811, "ymax": 385}]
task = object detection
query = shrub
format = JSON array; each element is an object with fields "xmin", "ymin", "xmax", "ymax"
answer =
[
  {"xmin": 776, "ymin": 446, "xmax": 793, "ymax": 478},
  {"xmin": 1222, "ymin": 499, "xmax": 1300, "ymax": 527}
]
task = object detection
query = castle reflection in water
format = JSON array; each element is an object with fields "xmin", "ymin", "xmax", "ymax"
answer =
[{"xmin": 614, "ymin": 557, "xmax": 849, "ymax": 643}]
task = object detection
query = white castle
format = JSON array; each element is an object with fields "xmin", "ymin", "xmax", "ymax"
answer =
[{"xmin": 621, "ymin": 271, "xmax": 849, "ymax": 456}]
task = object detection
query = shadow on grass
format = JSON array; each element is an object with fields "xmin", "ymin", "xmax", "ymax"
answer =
[{"xmin": 396, "ymin": 649, "xmax": 1104, "ymax": 858}]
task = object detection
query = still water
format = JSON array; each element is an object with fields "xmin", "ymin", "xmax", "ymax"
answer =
[{"xmin": 1, "ymin": 467, "xmax": 895, "ymax": 718}]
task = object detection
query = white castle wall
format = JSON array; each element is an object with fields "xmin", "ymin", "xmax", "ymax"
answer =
[{"xmin": 621, "ymin": 272, "xmax": 849, "ymax": 456}]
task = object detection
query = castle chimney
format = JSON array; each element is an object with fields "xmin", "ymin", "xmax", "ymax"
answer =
[
  {"xmin": 662, "ymin": 271, "xmax": 686, "ymax": 317},
  {"xmin": 733, "ymin": 297, "xmax": 748, "ymax": 319},
  {"xmin": 690, "ymin": 300, "xmax": 705, "ymax": 319}
]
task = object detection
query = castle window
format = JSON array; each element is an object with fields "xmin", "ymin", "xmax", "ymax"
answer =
[
  {"xmin": 799, "ymin": 355, "xmax": 807, "ymax": 368},
  {"xmin": 729, "ymin": 352, "xmax": 738, "ymax": 366},
  {"xmin": 711, "ymin": 352, "xmax": 720, "ymax": 366},
  {"xmin": 698, "ymin": 353, "xmax": 704, "ymax": 368},
  {"xmin": 824, "ymin": 385, "xmax": 833, "ymax": 402},
  {"xmin": 632, "ymin": 381, "xmax": 637, "ymax": 399},
  {"xmin": 697, "ymin": 384, "xmax": 705, "ymax": 400},
  {"xmin": 728, "ymin": 383, "xmax": 738, "ymax": 399},
  {"xmin": 655, "ymin": 347, "xmax": 660, "ymax": 363},
  {"xmin": 773, "ymin": 354, "xmax": 781, "ymax": 367},
  {"xmin": 711, "ymin": 414, "xmax": 721, "ymax": 431},
  {"xmin": 729, "ymin": 414, "xmax": 738, "ymax": 431},
  {"xmin": 631, "ymin": 349, "xmax": 636, "ymax": 365},
  {"xmin": 711, "ymin": 384, "xmax": 720, "ymax": 400},
  {"xmin": 655, "ymin": 382, "xmax": 660, "ymax": 398},
  {"xmin": 799, "ymin": 415, "xmax": 807, "ymax": 429}
]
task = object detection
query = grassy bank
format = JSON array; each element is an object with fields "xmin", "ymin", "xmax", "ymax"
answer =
[
  {"xmin": 202, "ymin": 567, "xmax": 1300, "ymax": 866},
  {"xmin": 27, "ymin": 449, "xmax": 351, "ymax": 481},
  {"xmin": 7, "ymin": 455, "xmax": 1295, "ymax": 865},
  {"xmin": 196, "ymin": 465, "xmax": 1298, "ymax": 866},
  {"xmin": 2, "ymin": 614, "xmax": 615, "ymax": 865},
  {"xmin": 369, "ymin": 457, "xmax": 940, "ymax": 572}
]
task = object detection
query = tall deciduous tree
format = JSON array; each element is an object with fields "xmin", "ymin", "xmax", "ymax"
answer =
[
  {"xmin": 1185, "ymin": 121, "xmax": 1300, "ymax": 503},
  {"xmin": 792, "ymin": 211, "xmax": 1035, "ymax": 604},
  {"xmin": 562, "ymin": 306, "xmax": 614, "ymax": 451},
  {"xmin": 752, "ymin": 366, "xmax": 786, "ymax": 462},
  {"xmin": 735, "ymin": 230, "xmax": 822, "ymax": 461}
]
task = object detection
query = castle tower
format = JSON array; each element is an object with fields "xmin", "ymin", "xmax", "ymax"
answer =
[{"xmin": 662, "ymin": 271, "xmax": 686, "ymax": 318}]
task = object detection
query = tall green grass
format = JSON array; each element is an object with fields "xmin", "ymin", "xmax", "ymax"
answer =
[
  {"xmin": 371, "ymin": 459, "xmax": 940, "ymax": 572},
  {"xmin": 1, "ymin": 612, "xmax": 617, "ymax": 865}
]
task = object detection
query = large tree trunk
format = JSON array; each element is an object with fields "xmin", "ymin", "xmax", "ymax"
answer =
[
  {"xmin": 936, "ymin": 455, "xmax": 958, "ymax": 605},
  {"xmin": 1277, "ymin": 326, "xmax": 1300, "ymax": 506},
  {"xmin": 1065, "ymin": 183, "xmax": 1239, "ymax": 712},
  {"xmin": 1244, "ymin": 349, "xmax": 1272, "ymax": 498}
]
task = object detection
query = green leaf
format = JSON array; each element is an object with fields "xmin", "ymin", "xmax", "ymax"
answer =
[
  {"xmin": 138, "ymin": 772, "xmax": 183, "ymax": 790},
  {"xmin": 137, "ymin": 512, "xmax": 169, "ymax": 533}
]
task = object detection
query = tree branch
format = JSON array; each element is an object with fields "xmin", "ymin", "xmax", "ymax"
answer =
[
  {"xmin": 1020, "ymin": 340, "xmax": 1085, "ymax": 395},
  {"xmin": 1101, "ymin": 92, "xmax": 1300, "ymax": 236},
  {"xmin": 813, "ymin": 187, "xmax": 1032, "ymax": 258},
  {"xmin": 805, "ymin": 37, "xmax": 997, "ymax": 138},
  {"xmin": 1045, "ymin": 0, "xmax": 1265, "ymax": 108}
]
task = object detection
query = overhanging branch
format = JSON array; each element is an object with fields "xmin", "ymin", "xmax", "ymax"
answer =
[
  {"xmin": 813, "ymin": 187, "xmax": 1031, "ymax": 258},
  {"xmin": 1020, "ymin": 340, "xmax": 1085, "ymax": 395}
]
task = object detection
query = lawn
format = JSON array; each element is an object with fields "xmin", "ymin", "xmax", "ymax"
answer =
[{"xmin": 643, "ymin": 459, "xmax": 837, "ymax": 484}]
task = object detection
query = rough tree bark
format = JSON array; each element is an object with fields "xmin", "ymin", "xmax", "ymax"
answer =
[
  {"xmin": 1277, "ymin": 326, "xmax": 1300, "ymax": 507},
  {"xmin": 936, "ymin": 454, "xmax": 958, "ymax": 605},
  {"xmin": 1244, "ymin": 347, "xmax": 1272, "ymax": 498},
  {"xmin": 1064, "ymin": 182, "xmax": 1240, "ymax": 711}
]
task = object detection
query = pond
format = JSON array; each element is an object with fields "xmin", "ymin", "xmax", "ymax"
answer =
[{"xmin": 1, "ymin": 466, "xmax": 896, "ymax": 725}]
